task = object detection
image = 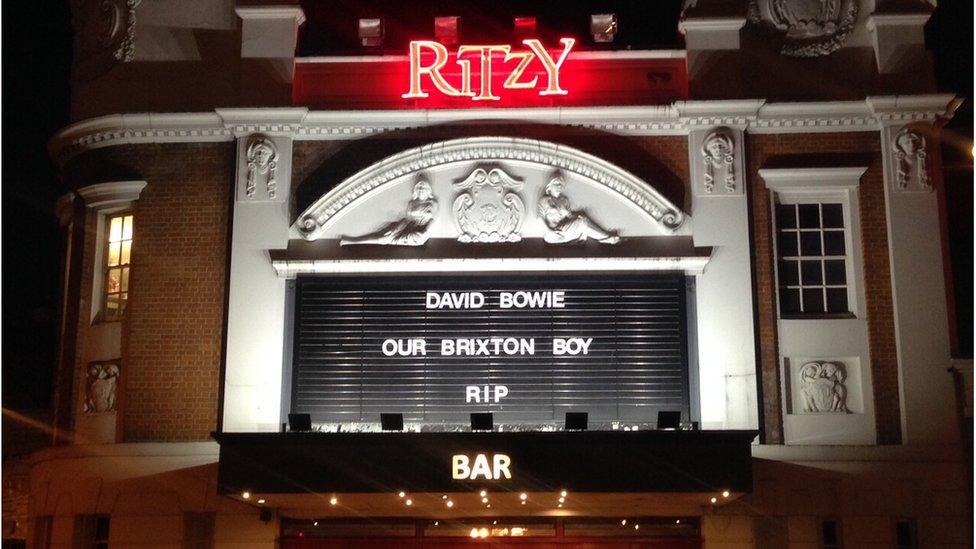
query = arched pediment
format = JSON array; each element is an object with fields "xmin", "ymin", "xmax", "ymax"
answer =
[{"xmin": 294, "ymin": 137, "xmax": 688, "ymax": 242}]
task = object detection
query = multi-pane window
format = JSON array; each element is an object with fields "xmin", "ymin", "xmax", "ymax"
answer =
[
  {"xmin": 820, "ymin": 519, "xmax": 842, "ymax": 549},
  {"xmin": 895, "ymin": 520, "xmax": 918, "ymax": 549},
  {"xmin": 104, "ymin": 214, "xmax": 133, "ymax": 320},
  {"xmin": 34, "ymin": 516, "xmax": 53, "ymax": 549},
  {"xmin": 775, "ymin": 202, "xmax": 849, "ymax": 316},
  {"xmin": 93, "ymin": 515, "xmax": 110, "ymax": 549}
]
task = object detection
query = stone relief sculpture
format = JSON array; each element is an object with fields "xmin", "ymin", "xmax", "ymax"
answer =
[
  {"xmin": 341, "ymin": 180, "xmax": 438, "ymax": 246},
  {"xmin": 748, "ymin": 0, "xmax": 858, "ymax": 58},
  {"xmin": 893, "ymin": 127, "xmax": 932, "ymax": 191},
  {"xmin": 538, "ymin": 177, "xmax": 620, "ymax": 244},
  {"xmin": 84, "ymin": 362, "xmax": 120, "ymax": 413},
  {"xmin": 245, "ymin": 136, "xmax": 279, "ymax": 200},
  {"xmin": 798, "ymin": 361, "xmax": 849, "ymax": 413},
  {"xmin": 701, "ymin": 129, "xmax": 736, "ymax": 193},
  {"xmin": 453, "ymin": 168, "xmax": 525, "ymax": 243}
]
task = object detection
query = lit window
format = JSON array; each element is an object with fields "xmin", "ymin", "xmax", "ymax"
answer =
[
  {"xmin": 104, "ymin": 214, "xmax": 133, "ymax": 320},
  {"xmin": 775, "ymin": 203, "xmax": 849, "ymax": 316}
]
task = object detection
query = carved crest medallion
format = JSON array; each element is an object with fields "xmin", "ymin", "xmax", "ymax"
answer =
[
  {"xmin": 748, "ymin": 0, "xmax": 858, "ymax": 58},
  {"xmin": 453, "ymin": 168, "xmax": 525, "ymax": 243},
  {"xmin": 84, "ymin": 361, "xmax": 120, "ymax": 413},
  {"xmin": 893, "ymin": 127, "xmax": 932, "ymax": 192},
  {"xmin": 798, "ymin": 361, "xmax": 849, "ymax": 413}
]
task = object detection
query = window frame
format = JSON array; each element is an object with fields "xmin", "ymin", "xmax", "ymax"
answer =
[
  {"xmin": 100, "ymin": 211, "xmax": 134, "ymax": 322},
  {"xmin": 760, "ymin": 167, "xmax": 867, "ymax": 321},
  {"xmin": 76, "ymin": 180, "xmax": 146, "ymax": 324},
  {"xmin": 819, "ymin": 518, "xmax": 843, "ymax": 549}
]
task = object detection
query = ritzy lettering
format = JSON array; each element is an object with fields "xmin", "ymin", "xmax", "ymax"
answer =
[{"xmin": 403, "ymin": 38, "xmax": 575, "ymax": 101}]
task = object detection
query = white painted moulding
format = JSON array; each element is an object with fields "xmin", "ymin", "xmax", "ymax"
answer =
[
  {"xmin": 271, "ymin": 256, "xmax": 712, "ymax": 277},
  {"xmin": 293, "ymin": 136, "xmax": 687, "ymax": 240},
  {"xmin": 48, "ymin": 96, "xmax": 961, "ymax": 164},
  {"xmin": 77, "ymin": 180, "xmax": 148, "ymax": 209}
]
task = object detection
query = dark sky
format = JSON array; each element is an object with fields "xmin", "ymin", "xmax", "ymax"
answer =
[
  {"xmin": 0, "ymin": 1, "xmax": 972, "ymax": 411},
  {"xmin": 2, "ymin": 0, "xmax": 73, "ymax": 410}
]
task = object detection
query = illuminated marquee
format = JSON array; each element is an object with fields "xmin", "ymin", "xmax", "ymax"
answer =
[{"xmin": 402, "ymin": 38, "xmax": 575, "ymax": 101}]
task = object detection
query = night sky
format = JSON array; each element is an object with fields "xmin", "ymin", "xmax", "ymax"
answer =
[{"xmin": 1, "ymin": 1, "xmax": 972, "ymax": 412}]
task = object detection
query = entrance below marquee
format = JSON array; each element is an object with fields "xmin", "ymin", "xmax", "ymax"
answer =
[{"xmin": 280, "ymin": 517, "xmax": 702, "ymax": 549}]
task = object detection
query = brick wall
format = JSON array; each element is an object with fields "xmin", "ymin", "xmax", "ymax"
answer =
[
  {"xmin": 63, "ymin": 143, "xmax": 234, "ymax": 442},
  {"xmin": 746, "ymin": 132, "xmax": 902, "ymax": 445}
]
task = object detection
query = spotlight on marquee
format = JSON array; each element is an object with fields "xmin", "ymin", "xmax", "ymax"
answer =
[
  {"xmin": 514, "ymin": 16, "xmax": 537, "ymax": 39},
  {"xmin": 287, "ymin": 413, "xmax": 312, "ymax": 432},
  {"xmin": 590, "ymin": 13, "xmax": 617, "ymax": 43},
  {"xmin": 565, "ymin": 412, "xmax": 588, "ymax": 431},
  {"xmin": 381, "ymin": 413, "xmax": 404, "ymax": 431},
  {"xmin": 470, "ymin": 412, "xmax": 493, "ymax": 431},
  {"xmin": 358, "ymin": 18, "xmax": 384, "ymax": 48},
  {"xmin": 434, "ymin": 16, "xmax": 461, "ymax": 46},
  {"xmin": 656, "ymin": 411, "xmax": 681, "ymax": 431}
]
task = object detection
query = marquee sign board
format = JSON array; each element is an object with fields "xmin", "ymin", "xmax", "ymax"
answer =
[{"xmin": 290, "ymin": 274, "xmax": 691, "ymax": 426}]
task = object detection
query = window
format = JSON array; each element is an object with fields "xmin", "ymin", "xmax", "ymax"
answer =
[
  {"xmin": 775, "ymin": 202, "xmax": 849, "ymax": 316},
  {"xmin": 93, "ymin": 516, "xmax": 109, "ymax": 549},
  {"xmin": 895, "ymin": 519, "xmax": 917, "ymax": 549},
  {"xmin": 820, "ymin": 519, "xmax": 841, "ymax": 549},
  {"xmin": 73, "ymin": 515, "xmax": 109, "ymax": 549},
  {"xmin": 34, "ymin": 516, "xmax": 53, "ymax": 549},
  {"xmin": 103, "ymin": 214, "xmax": 133, "ymax": 321},
  {"xmin": 183, "ymin": 513, "xmax": 215, "ymax": 549}
]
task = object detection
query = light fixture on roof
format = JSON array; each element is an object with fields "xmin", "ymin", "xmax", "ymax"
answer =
[
  {"xmin": 514, "ymin": 16, "xmax": 537, "ymax": 39},
  {"xmin": 329, "ymin": 496, "xmax": 338, "ymax": 506},
  {"xmin": 434, "ymin": 16, "xmax": 461, "ymax": 45},
  {"xmin": 590, "ymin": 13, "xmax": 617, "ymax": 43},
  {"xmin": 358, "ymin": 18, "xmax": 384, "ymax": 48}
]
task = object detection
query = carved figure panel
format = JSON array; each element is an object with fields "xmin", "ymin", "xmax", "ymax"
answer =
[
  {"xmin": 341, "ymin": 180, "xmax": 438, "ymax": 246},
  {"xmin": 245, "ymin": 135, "xmax": 279, "ymax": 200},
  {"xmin": 748, "ymin": 0, "xmax": 858, "ymax": 58},
  {"xmin": 539, "ymin": 177, "xmax": 620, "ymax": 244},
  {"xmin": 84, "ymin": 361, "xmax": 120, "ymax": 413},
  {"xmin": 798, "ymin": 361, "xmax": 849, "ymax": 413},
  {"xmin": 701, "ymin": 129, "xmax": 736, "ymax": 194},
  {"xmin": 893, "ymin": 127, "xmax": 932, "ymax": 192},
  {"xmin": 453, "ymin": 168, "xmax": 525, "ymax": 243}
]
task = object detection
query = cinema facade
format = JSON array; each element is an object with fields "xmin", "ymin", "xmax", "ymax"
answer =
[{"xmin": 32, "ymin": 1, "xmax": 970, "ymax": 547}]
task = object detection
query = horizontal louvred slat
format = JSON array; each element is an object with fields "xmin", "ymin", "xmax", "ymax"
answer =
[{"xmin": 292, "ymin": 274, "xmax": 689, "ymax": 425}]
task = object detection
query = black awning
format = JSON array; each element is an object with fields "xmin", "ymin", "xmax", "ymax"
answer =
[{"xmin": 214, "ymin": 430, "xmax": 756, "ymax": 495}]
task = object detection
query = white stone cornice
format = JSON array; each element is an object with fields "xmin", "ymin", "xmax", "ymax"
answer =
[
  {"xmin": 215, "ymin": 107, "xmax": 310, "ymax": 137},
  {"xmin": 866, "ymin": 94, "xmax": 961, "ymax": 125},
  {"xmin": 235, "ymin": 5, "xmax": 306, "ymax": 25},
  {"xmin": 865, "ymin": 12, "xmax": 932, "ymax": 31},
  {"xmin": 77, "ymin": 180, "xmax": 147, "ymax": 210},
  {"xmin": 759, "ymin": 167, "xmax": 868, "ymax": 190},
  {"xmin": 272, "ymin": 255, "xmax": 711, "ymax": 277},
  {"xmin": 48, "ymin": 96, "xmax": 963, "ymax": 164},
  {"xmin": 675, "ymin": 99, "xmax": 766, "ymax": 128},
  {"xmin": 678, "ymin": 17, "xmax": 748, "ymax": 34}
]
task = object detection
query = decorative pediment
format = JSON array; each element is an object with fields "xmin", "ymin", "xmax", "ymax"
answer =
[{"xmin": 294, "ymin": 137, "xmax": 686, "ymax": 241}]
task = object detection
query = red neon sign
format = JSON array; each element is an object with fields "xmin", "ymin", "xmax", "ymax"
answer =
[{"xmin": 402, "ymin": 38, "xmax": 575, "ymax": 101}]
